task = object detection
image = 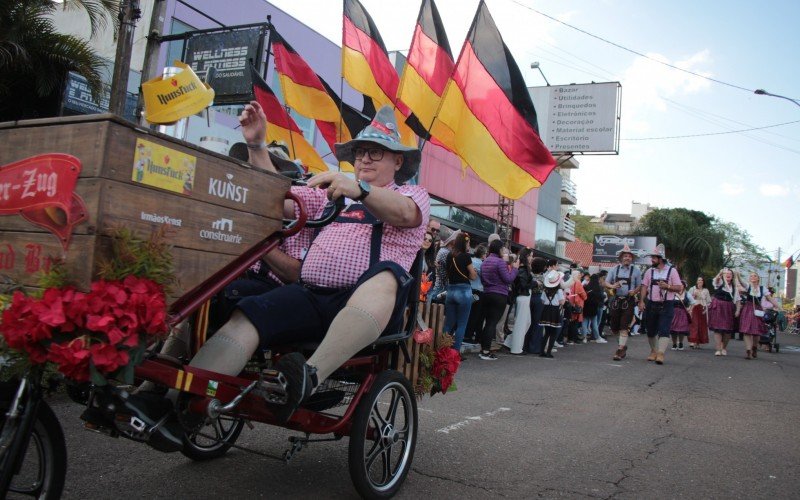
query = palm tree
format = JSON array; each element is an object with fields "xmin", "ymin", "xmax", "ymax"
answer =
[{"xmin": 0, "ymin": 0, "xmax": 120, "ymax": 121}]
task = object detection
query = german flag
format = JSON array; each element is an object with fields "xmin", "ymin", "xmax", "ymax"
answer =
[
  {"xmin": 271, "ymin": 30, "xmax": 365, "ymax": 170},
  {"xmin": 249, "ymin": 64, "xmax": 328, "ymax": 174},
  {"xmin": 342, "ymin": 0, "xmax": 418, "ymax": 147},
  {"xmin": 398, "ymin": 0, "xmax": 454, "ymax": 137},
  {"xmin": 431, "ymin": 1, "xmax": 555, "ymax": 199}
]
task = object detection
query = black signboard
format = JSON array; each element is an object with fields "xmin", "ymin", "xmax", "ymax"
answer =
[
  {"xmin": 183, "ymin": 27, "xmax": 265, "ymax": 104},
  {"xmin": 62, "ymin": 72, "xmax": 137, "ymax": 121},
  {"xmin": 592, "ymin": 234, "xmax": 657, "ymax": 265}
]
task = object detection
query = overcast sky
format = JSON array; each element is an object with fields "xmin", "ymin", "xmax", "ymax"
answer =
[{"xmin": 267, "ymin": 0, "xmax": 800, "ymax": 262}]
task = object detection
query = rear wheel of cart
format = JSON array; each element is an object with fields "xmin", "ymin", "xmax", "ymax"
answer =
[{"xmin": 348, "ymin": 370, "xmax": 417, "ymax": 499}]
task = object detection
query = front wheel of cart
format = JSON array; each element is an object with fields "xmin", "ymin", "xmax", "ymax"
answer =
[{"xmin": 348, "ymin": 370, "xmax": 417, "ymax": 499}]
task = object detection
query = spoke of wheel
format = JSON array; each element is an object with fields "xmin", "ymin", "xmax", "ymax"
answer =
[
  {"xmin": 386, "ymin": 389, "xmax": 400, "ymax": 426},
  {"xmin": 380, "ymin": 447, "xmax": 393, "ymax": 485},
  {"xmin": 212, "ymin": 420, "xmax": 223, "ymax": 440},
  {"xmin": 365, "ymin": 439, "xmax": 388, "ymax": 473},
  {"xmin": 370, "ymin": 403, "xmax": 388, "ymax": 429}
]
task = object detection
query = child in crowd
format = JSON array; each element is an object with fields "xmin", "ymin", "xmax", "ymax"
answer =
[{"xmin": 539, "ymin": 270, "xmax": 566, "ymax": 358}]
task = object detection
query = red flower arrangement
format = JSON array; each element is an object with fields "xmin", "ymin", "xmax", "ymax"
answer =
[
  {"xmin": 1, "ymin": 275, "xmax": 168, "ymax": 383},
  {"xmin": 432, "ymin": 347, "xmax": 461, "ymax": 393},
  {"xmin": 414, "ymin": 330, "xmax": 462, "ymax": 397}
]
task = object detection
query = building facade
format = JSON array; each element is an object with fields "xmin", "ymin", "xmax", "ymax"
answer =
[{"xmin": 51, "ymin": 0, "xmax": 583, "ymax": 251}]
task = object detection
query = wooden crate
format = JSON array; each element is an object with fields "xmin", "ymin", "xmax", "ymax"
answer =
[
  {"xmin": 0, "ymin": 114, "xmax": 290, "ymax": 297},
  {"xmin": 400, "ymin": 302, "xmax": 446, "ymax": 388}
]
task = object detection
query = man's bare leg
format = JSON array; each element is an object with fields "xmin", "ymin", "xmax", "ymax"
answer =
[{"xmin": 309, "ymin": 271, "xmax": 397, "ymax": 382}]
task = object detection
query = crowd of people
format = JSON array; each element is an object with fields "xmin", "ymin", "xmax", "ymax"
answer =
[{"xmin": 421, "ymin": 227, "xmax": 785, "ymax": 365}]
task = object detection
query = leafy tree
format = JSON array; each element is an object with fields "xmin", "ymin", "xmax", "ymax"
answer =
[
  {"xmin": 0, "ymin": 0, "xmax": 119, "ymax": 121},
  {"xmin": 712, "ymin": 220, "xmax": 771, "ymax": 271},
  {"xmin": 634, "ymin": 207, "xmax": 769, "ymax": 282},
  {"xmin": 572, "ymin": 212, "xmax": 605, "ymax": 243}
]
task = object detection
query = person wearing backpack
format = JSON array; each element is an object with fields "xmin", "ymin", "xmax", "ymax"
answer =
[
  {"xmin": 738, "ymin": 272, "xmax": 779, "ymax": 359},
  {"xmin": 582, "ymin": 274, "xmax": 607, "ymax": 343},
  {"xmin": 639, "ymin": 244, "xmax": 684, "ymax": 365}
]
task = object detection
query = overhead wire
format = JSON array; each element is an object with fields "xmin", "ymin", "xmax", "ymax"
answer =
[{"xmin": 505, "ymin": 0, "xmax": 762, "ymax": 95}]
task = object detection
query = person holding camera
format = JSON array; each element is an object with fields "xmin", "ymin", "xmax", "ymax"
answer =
[{"xmin": 639, "ymin": 244, "xmax": 684, "ymax": 365}]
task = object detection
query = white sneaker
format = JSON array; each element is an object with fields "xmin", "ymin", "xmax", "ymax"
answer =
[
  {"xmin": 721, "ymin": 349, "xmax": 728, "ymax": 356},
  {"xmin": 714, "ymin": 350, "xmax": 722, "ymax": 356},
  {"xmin": 554, "ymin": 342, "xmax": 564, "ymax": 348},
  {"xmin": 596, "ymin": 338, "xmax": 608, "ymax": 344},
  {"xmin": 551, "ymin": 348, "xmax": 558, "ymax": 353}
]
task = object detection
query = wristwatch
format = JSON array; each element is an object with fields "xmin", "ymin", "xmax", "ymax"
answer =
[{"xmin": 355, "ymin": 179, "xmax": 371, "ymax": 201}]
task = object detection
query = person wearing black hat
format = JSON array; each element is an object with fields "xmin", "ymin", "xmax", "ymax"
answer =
[
  {"xmin": 605, "ymin": 243, "xmax": 642, "ymax": 361},
  {"xmin": 640, "ymin": 244, "xmax": 684, "ymax": 365},
  {"xmin": 179, "ymin": 102, "xmax": 429, "ymax": 422}
]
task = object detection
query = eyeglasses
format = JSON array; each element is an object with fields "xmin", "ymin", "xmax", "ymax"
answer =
[{"xmin": 354, "ymin": 147, "xmax": 389, "ymax": 161}]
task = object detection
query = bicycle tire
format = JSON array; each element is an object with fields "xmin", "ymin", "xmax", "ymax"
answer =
[{"xmin": 0, "ymin": 383, "xmax": 67, "ymax": 500}]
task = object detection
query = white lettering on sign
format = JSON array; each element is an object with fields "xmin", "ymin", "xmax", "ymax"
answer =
[
  {"xmin": 200, "ymin": 218, "xmax": 242, "ymax": 244},
  {"xmin": 140, "ymin": 211, "xmax": 183, "ymax": 227},
  {"xmin": 208, "ymin": 174, "xmax": 249, "ymax": 205},
  {"xmin": 19, "ymin": 169, "xmax": 58, "ymax": 199}
]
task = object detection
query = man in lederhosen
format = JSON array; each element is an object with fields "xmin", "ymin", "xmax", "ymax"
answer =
[
  {"xmin": 606, "ymin": 243, "xmax": 642, "ymax": 360},
  {"xmin": 640, "ymin": 244, "xmax": 684, "ymax": 365}
]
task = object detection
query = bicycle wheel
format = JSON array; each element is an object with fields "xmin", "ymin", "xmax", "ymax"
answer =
[
  {"xmin": 0, "ymin": 383, "xmax": 67, "ymax": 500},
  {"xmin": 348, "ymin": 370, "xmax": 417, "ymax": 499},
  {"xmin": 180, "ymin": 414, "xmax": 245, "ymax": 461}
]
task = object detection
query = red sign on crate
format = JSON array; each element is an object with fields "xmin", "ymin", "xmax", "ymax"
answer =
[{"xmin": 0, "ymin": 154, "xmax": 88, "ymax": 250}]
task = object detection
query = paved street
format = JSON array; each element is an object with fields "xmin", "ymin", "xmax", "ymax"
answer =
[{"xmin": 51, "ymin": 333, "xmax": 800, "ymax": 499}]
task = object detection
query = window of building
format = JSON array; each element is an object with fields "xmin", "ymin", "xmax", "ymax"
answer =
[
  {"xmin": 535, "ymin": 214, "xmax": 557, "ymax": 255},
  {"xmin": 166, "ymin": 19, "xmax": 196, "ymax": 65},
  {"xmin": 429, "ymin": 197, "xmax": 496, "ymax": 235}
]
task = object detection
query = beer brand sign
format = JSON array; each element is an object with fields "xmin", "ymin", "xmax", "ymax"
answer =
[
  {"xmin": 0, "ymin": 154, "xmax": 88, "ymax": 250},
  {"xmin": 132, "ymin": 139, "xmax": 197, "ymax": 195}
]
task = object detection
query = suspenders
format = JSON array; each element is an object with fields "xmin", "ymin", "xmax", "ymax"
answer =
[{"xmin": 647, "ymin": 266, "xmax": 674, "ymax": 301}]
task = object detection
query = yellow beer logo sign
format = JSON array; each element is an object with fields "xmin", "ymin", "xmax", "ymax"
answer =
[
  {"xmin": 156, "ymin": 79, "xmax": 199, "ymax": 106},
  {"xmin": 132, "ymin": 138, "xmax": 196, "ymax": 195}
]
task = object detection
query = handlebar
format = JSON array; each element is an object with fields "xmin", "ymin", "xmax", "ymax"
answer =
[{"xmin": 281, "ymin": 179, "xmax": 346, "ymax": 236}]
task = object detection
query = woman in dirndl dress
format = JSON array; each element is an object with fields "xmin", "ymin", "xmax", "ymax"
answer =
[
  {"xmin": 708, "ymin": 268, "xmax": 742, "ymax": 356},
  {"xmin": 688, "ymin": 276, "xmax": 711, "ymax": 348},
  {"xmin": 739, "ymin": 272, "xmax": 779, "ymax": 359},
  {"xmin": 670, "ymin": 281, "xmax": 692, "ymax": 350}
]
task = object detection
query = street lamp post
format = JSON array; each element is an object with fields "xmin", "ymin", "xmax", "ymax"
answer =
[
  {"xmin": 530, "ymin": 61, "xmax": 550, "ymax": 86},
  {"xmin": 754, "ymin": 89, "xmax": 800, "ymax": 108}
]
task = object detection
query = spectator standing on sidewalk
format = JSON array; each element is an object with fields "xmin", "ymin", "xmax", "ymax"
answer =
[
  {"xmin": 539, "ymin": 270, "xmax": 566, "ymax": 358},
  {"xmin": 582, "ymin": 274, "xmax": 607, "ymax": 343},
  {"xmin": 504, "ymin": 248, "xmax": 535, "ymax": 354},
  {"xmin": 463, "ymin": 243, "xmax": 487, "ymax": 348},
  {"xmin": 524, "ymin": 257, "xmax": 548, "ymax": 353},
  {"xmin": 428, "ymin": 226, "xmax": 454, "ymax": 305},
  {"xmin": 478, "ymin": 239, "xmax": 519, "ymax": 360},
  {"xmin": 443, "ymin": 231, "xmax": 477, "ymax": 355}
]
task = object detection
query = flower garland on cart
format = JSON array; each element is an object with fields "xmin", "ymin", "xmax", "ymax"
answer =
[
  {"xmin": 413, "ymin": 326, "xmax": 461, "ymax": 398},
  {"xmin": 0, "ymin": 228, "xmax": 176, "ymax": 385}
]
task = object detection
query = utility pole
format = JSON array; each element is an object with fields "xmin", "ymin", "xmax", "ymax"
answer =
[
  {"xmin": 109, "ymin": 0, "xmax": 142, "ymax": 116},
  {"xmin": 137, "ymin": 0, "xmax": 169, "ymax": 124}
]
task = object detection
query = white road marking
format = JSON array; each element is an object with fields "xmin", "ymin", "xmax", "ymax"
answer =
[{"xmin": 436, "ymin": 407, "xmax": 511, "ymax": 434}]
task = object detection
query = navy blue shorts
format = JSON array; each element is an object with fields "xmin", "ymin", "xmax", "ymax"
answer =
[{"xmin": 237, "ymin": 261, "xmax": 414, "ymax": 349}]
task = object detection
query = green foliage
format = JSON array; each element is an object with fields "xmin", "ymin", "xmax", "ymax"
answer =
[
  {"xmin": 572, "ymin": 213, "xmax": 605, "ymax": 243},
  {"xmin": 0, "ymin": 0, "xmax": 120, "ymax": 120},
  {"xmin": 634, "ymin": 208, "xmax": 769, "ymax": 281},
  {"xmin": 97, "ymin": 226, "xmax": 178, "ymax": 293}
]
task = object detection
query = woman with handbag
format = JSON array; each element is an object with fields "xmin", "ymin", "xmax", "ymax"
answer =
[
  {"xmin": 478, "ymin": 239, "xmax": 519, "ymax": 360},
  {"xmin": 504, "ymin": 248, "xmax": 535, "ymax": 354},
  {"xmin": 739, "ymin": 272, "xmax": 779, "ymax": 359},
  {"xmin": 443, "ymin": 232, "xmax": 478, "ymax": 355}
]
